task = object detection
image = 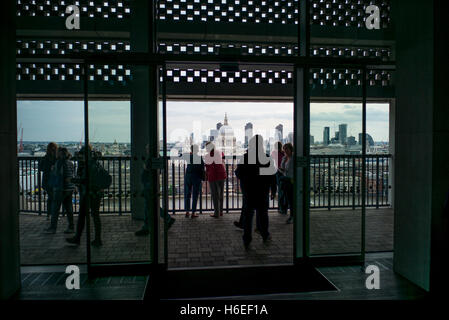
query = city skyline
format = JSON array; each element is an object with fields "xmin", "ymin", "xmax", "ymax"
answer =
[{"xmin": 17, "ymin": 101, "xmax": 390, "ymax": 144}]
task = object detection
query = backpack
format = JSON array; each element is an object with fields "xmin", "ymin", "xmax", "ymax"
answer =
[{"xmin": 89, "ymin": 160, "xmax": 112, "ymax": 191}]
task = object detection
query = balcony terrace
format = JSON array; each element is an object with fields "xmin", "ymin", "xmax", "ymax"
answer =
[{"xmin": 18, "ymin": 155, "xmax": 393, "ymax": 268}]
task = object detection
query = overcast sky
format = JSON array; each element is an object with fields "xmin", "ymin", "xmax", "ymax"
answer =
[{"xmin": 17, "ymin": 100, "xmax": 389, "ymax": 143}]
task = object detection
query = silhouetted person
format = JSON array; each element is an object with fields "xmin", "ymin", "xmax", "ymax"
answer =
[
  {"xmin": 182, "ymin": 144, "xmax": 205, "ymax": 218},
  {"xmin": 235, "ymin": 135, "xmax": 277, "ymax": 249},
  {"xmin": 204, "ymin": 142, "xmax": 227, "ymax": 218},
  {"xmin": 279, "ymin": 143, "xmax": 294, "ymax": 224},
  {"xmin": 44, "ymin": 147, "xmax": 75, "ymax": 234},
  {"xmin": 272, "ymin": 141, "xmax": 287, "ymax": 214},
  {"xmin": 135, "ymin": 144, "xmax": 175, "ymax": 236},
  {"xmin": 66, "ymin": 146, "xmax": 106, "ymax": 247},
  {"xmin": 38, "ymin": 142, "xmax": 57, "ymax": 220}
]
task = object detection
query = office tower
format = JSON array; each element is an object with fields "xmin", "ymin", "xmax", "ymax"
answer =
[
  {"xmin": 323, "ymin": 127, "xmax": 330, "ymax": 146},
  {"xmin": 310, "ymin": 135, "xmax": 314, "ymax": 145},
  {"xmin": 366, "ymin": 133, "xmax": 375, "ymax": 146},
  {"xmin": 244, "ymin": 122, "xmax": 253, "ymax": 148},
  {"xmin": 339, "ymin": 124, "xmax": 347, "ymax": 145},
  {"xmin": 275, "ymin": 124, "xmax": 283, "ymax": 142}
]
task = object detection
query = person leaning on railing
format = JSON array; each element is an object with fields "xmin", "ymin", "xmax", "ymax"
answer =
[
  {"xmin": 43, "ymin": 147, "xmax": 75, "ymax": 234},
  {"xmin": 204, "ymin": 142, "xmax": 227, "ymax": 218},
  {"xmin": 38, "ymin": 142, "xmax": 58, "ymax": 220},
  {"xmin": 271, "ymin": 141, "xmax": 287, "ymax": 215},
  {"xmin": 279, "ymin": 143, "xmax": 294, "ymax": 224},
  {"xmin": 181, "ymin": 144, "xmax": 205, "ymax": 219}
]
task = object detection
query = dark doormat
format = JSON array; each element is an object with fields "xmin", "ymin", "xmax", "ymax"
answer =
[{"xmin": 148, "ymin": 264, "xmax": 337, "ymax": 299}]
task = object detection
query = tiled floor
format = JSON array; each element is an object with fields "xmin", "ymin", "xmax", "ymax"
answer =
[
  {"xmin": 205, "ymin": 253, "xmax": 428, "ymax": 300},
  {"xmin": 18, "ymin": 265, "xmax": 147, "ymax": 300},
  {"xmin": 17, "ymin": 253, "xmax": 427, "ymax": 300},
  {"xmin": 20, "ymin": 208, "xmax": 393, "ymax": 268}
]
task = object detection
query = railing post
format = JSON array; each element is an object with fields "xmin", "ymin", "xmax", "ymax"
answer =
[
  {"xmin": 118, "ymin": 158, "xmax": 122, "ymax": 216},
  {"xmin": 352, "ymin": 157, "xmax": 356, "ymax": 210},
  {"xmin": 171, "ymin": 161, "xmax": 175, "ymax": 214},
  {"xmin": 37, "ymin": 158, "xmax": 42, "ymax": 215},
  {"xmin": 327, "ymin": 157, "xmax": 331, "ymax": 211},
  {"xmin": 226, "ymin": 162, "xmax": 229, "ymax": 213},
  {"xmin": 376, "ymin": 156, "xmax": 380, "ymax": 209},
  {"xmin": 199, "ymin": 173, "xmax": 203, "ymax": 215}
]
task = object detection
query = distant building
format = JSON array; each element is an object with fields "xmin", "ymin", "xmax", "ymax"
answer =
[
  {"xmin": 339, "ymin": 124, "xmax": 347, "ymax": 145},
  {"xmin": 244, "ymin": 122, "xmax": 253, "ymax": 148},
  {"xmin": 287, "ymin": 132, "xmax": 294, "ymax": 144},
  {"xmin": 323, "ymin": 127, "xmax": 330, "ymax": 146},
  {"xmin": 310, "ymin": 135, "xmax": 314, "ymax": 145},
  {"xmin": 358, "ymin": 133, "xmax": 375, "ymax": 146},
  {"xmin": 215, "ymin": 113, "xmax": 236, "ymax": 156},
  {"xmin": 366, "ymin": 134, "xmax": 375, "ymax": 146},
  {"xmin": 347, "ymin": 136, "xmax": 356, "ymax": 146},
  {"xmin": 275, "ymin": 124, "xmax": 283, "ymax": 142},
  {"xmin": 335, "ymin": 132, "xmax": 340, "ymax": 143},
  {"xmin": 216, "ymin": 122, "xmax": 223, "ymax": 131}
]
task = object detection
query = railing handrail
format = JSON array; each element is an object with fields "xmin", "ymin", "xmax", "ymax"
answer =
[{"xmin": 18, "ymin": 153, "xmax": 393, "ymax": 214}]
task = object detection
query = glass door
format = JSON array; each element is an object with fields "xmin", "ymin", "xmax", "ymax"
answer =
[
  {"xmin": 306, "ymin": 66, "xmax": 367, "ymax": 265},
  {"xmin": 84, "ymin": 62, "xmax": 167, "ymax": 271}
]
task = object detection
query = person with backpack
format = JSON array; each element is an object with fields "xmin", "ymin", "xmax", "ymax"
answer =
[
  {"xmin": 66, "ymin": 145, "xmax": 111, "ymax": 247},
  {"xmin": 38, "ymin": 142, "xmax": 58, "ymax": 220},
  {"xmin": 43, "ymin": 147, "xmax": 75, "ymax": 234}
]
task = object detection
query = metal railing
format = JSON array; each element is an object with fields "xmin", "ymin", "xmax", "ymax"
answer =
[
  {"xmin": 309, "ymin": 154, "xmax": 391, "ymax": 210},
  {"xmin": 18, "ymin": 156, "xmax": 131, "ymax": 215},
  {"xmin": 18, "ymin": 154, "xmax": 392, "ymax": 215}
]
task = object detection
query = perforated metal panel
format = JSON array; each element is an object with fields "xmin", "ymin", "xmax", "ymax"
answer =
[
  {"xmin": 311, "ymin": 68, "xmax": 392, "ymax": 88},
  {"xmin": 158, "ymin": 41, "xmax": 298, "ymax": 56},
  {"xmin": 16, "ymin": 0, "xmax": 392, "ymax": 28},
  {"xmin": 16, "ymin": 63, "xmax": 131, "ymax": 83},
  {"xmin": 157, "ymin": 0, "xmax": 299, "ymax": 24},
  {"xmin": 164, "ymin": 67, "xmax": 391, "ymax": 87},
  {"xmin": 17, "ymin": 39, "xmax": 131, "ymax": 55},
  {"xmin": 310, "ymin": 0, "xmax": 391, "ymax": 28},
  {"xmin": 158, "ymin": 41, "xmax": 392, "ymax": 60},
  {"xmin": 163, "ymin": 67, "xmax": 293, "ymax": 85},
  {"xmin": 311, "ymin": 45, "xmax": 391, "ymax": 61},
  {"xmin": 16, "ymin": 0, "xmax": 131, "ymax": 19},
  {"xmin": 15, "ymin": 0, "xmax": 394, "ymax": 95}
]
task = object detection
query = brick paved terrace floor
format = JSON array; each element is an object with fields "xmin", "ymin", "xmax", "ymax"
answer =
[{"xmin": 19, "ymin": 208, "xmax": 393, "ymax": 268}]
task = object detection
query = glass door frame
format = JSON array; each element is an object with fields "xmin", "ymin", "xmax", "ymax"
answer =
[
  {"xmin": 296, "ymin": 66, "xmax": 369, "ymax": 267},
  {"xmin": 85, "ymin": 61, "xmax": 166, "ymax": 278}
]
